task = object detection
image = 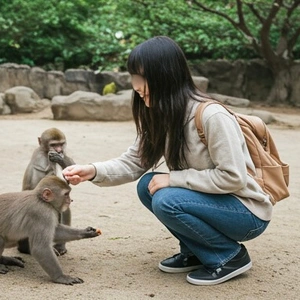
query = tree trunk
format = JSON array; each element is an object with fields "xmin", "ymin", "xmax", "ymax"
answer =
[{"xmin": 267, "ymin": 65, "xmax": 292, "ymax": 105}]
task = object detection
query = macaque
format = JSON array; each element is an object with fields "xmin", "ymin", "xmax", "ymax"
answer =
[
  {"xmin": 19, "ymin": 128, "xmax": 75, "ymax": 256},
  {"xmin": 0, "ymin": 176, "xmax": 101, "ymax": 285}
]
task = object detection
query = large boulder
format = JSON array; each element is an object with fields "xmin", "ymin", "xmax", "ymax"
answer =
[
  {"xmin": 51, "ymin": 90, "xmax": 133, "ymax": 121},
  {"xmin": 4, "ymin": 86, "xmax": 50, "ymax": 114},
  {"xmin": 192, "ymin": 76, "xmax": 209, "ymax": 92},
  {"xmin": 209, "ymin": 93, "xmax": 250, "ymax": 107}
]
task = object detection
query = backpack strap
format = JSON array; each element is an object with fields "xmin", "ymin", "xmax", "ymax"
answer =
[
  {"xmin": 195, "ymin": 100, "xmax": 235, "ymax": 146},
  {"xmin": 195, "ymin": 100, "xmax": 270, "ymax": 177}
]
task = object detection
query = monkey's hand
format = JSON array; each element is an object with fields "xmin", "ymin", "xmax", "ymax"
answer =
[
  {"xmin": 53, "ymin": 274, "xmax": 84, "ymax": 285},
  {"xmin": 81, "ymin": 227, "xmax": 102, "ymax": 239},
  {"xmin": 48, "ymin": 151, "xmax": 67, "ymax": 169},
  {"xmin": 0, "ymin": 256, "xmax": 25, "ymax": 268}
]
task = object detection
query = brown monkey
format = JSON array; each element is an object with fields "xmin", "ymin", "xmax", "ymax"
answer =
[
  {"xmin": 19, "ymin": 128, "xmax": 75, "ymax": 255},
  {"xmin": 0, "ymin": 176, "xmax": 101, "ymax": 285}
]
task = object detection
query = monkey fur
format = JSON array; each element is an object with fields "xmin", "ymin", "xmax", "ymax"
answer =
[
  {"xmin": 0, "ymin": 176, "xmax": 101, "ymax": 285},
  {"xmin": 19, "ymin": 128, "xmax": 75, "ymax": 256}
]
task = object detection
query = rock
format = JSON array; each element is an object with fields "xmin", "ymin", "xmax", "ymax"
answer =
[
  {"xmin": 249, "ymin": 110, "xmax": 275, "ymax": 124},
  {"xmin": 209, "ymin": 93, "xmax": 250, "ymax": 107},
  {"xmin": 51, "ymin": 90, "xmax": 133, "ymax": 121},
  {"xmin": 192, "ymin": 76, "xmax": 209, "ymax": 92},
  {"xmin": 4, "ymin": 86, "xmax": 50, "ymax": 114}
]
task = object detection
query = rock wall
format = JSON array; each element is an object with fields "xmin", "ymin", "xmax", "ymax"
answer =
[
  {"xmin": 1, "ymin": 60, "xmax": 300, "ymax": 105},
  {"xmin": 191, "ymin": 59, "xmax": 300, "ymax": 105},
  {"xmin": 0, "ymin": 63, "xmax": 132, "ymax": 99}
]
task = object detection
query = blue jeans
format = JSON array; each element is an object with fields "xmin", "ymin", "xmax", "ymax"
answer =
[{"xmin": 137, "ymin": 172, "xmax": 269, "ymax": 269}]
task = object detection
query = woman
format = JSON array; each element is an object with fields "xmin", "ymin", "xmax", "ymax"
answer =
[{"xmin": 63, "ymin": 36, "xmax": 272, "ymax": 285}]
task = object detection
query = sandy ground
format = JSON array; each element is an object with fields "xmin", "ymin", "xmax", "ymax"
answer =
[{"xmin": 0, "ymin": 106, "xmax": 299, "ymax": 300}]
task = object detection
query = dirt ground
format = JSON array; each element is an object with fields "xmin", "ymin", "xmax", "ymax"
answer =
[{"xmin": 0, "ymin": 106, "xmax": 299, "ymax": 300}]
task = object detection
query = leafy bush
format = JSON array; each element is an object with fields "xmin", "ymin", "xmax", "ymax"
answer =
[{"xmin": 0, "ymin": 0, "xmax": 298, "ymax": 71}]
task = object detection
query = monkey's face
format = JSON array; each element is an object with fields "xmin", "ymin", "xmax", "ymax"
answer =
[
  {"xmin": 59, "ymin": 190, "xmax": 72, "ymax": 212},
  {"xmin": 49, "ymin": 141, "xmax": 65, "ymax": 154}
]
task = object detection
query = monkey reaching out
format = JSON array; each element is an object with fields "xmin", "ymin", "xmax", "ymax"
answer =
[
  {"xmin": 19, "ymin": 128, "xmax": 75, "ymax": 256},
  {"xmin": 0, "ymin": 176, "xmax": 101, "ymax": 285}
]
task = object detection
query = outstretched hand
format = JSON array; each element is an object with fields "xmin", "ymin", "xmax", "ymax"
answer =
[{"xmin": 62, "ymin": 164, "xmax": 96, "ymax": 185}]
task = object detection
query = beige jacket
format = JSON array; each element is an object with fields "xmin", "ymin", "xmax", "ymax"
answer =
[{"xmin": 92, "ymin": 100, "xmax": 273, "ymax": 221}]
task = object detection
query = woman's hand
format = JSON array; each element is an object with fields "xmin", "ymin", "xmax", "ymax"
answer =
[
  {"xmin": 62, "ymin": 164, "xmax": 96, "ymax": 185},
  {"xmin": 148, "ymin": 173, "xmax": 170, "ymax": 195}
]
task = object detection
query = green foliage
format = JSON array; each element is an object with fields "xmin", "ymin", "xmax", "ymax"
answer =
[
  {"xmin": 0, "ymin": 0, "xmax": 125, "ymax": 70},
  {"xmin": 103, "ymin": 82, "xmax": 117, "ymax": 95},
  {"xmin": 0, "ymin": 0, "xmax": 299, "ymax": 70}
]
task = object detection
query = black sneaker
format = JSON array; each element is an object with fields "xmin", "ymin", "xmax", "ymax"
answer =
[
  {"xmin": 159, "ymin": 253, "xmax": 202, "ymax": 273},
  {"xmin": 186, "ymin": 244, "xmax": 252, "ymax": 285}
]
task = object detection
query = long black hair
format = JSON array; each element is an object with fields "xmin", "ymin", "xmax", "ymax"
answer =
[{"xmin": 127, "ymin": 36, "xmax": 208, "ymax": 170}]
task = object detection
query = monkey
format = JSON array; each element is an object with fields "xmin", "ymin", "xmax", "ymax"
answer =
[
  {"xmin": 0, "ymin": 176, "xmax": 101, "ymax": 285},
  {"xmin": 22, "ymin": 127, "xmax": 75, "ymax": 191},
  {"xmin": 18, "ymin": 128, "xmax": 75, "ymax": 256}
]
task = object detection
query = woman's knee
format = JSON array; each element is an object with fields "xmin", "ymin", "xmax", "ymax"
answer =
[
  {"xmin": 137, "ymin": 172, "xmax": 157, "ymax": 211},
  {"xmin": 137, "ymin": 173, "xmax": 155, "ymax": 198}
]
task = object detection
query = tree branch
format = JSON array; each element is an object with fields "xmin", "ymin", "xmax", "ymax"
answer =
[
  {"xmin": 275, "ymin": 0, "xmax": 300, "ymax": 58},
  {"xmin": 245, "ymin": 2, "xmax": 265, "ymax": 24},
  {"xmin": 259, "ymin": 0, "xmax": 283, "ymax": 63},
  {"xmin": 189, "ymin": 0, "xmax": 239, "ymax": 27},
  {"xmin": 285, "ymin": 0, "xmax": 300, "ymax": 15},
  {"xmin": 288, "ymin": 27, "xmax": 300, "ymax": 52},
  {"xmin": 189, "ymin": 0, "xmax": 261, "ymax": 54}
]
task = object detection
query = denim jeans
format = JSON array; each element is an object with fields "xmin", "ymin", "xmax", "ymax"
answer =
[{"xmin": 137, "ymin": 172, "xmax": 269, "ymax": 269}]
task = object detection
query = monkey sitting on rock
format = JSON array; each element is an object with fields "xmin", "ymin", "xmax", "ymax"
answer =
[
  {"xmin": 0, "ymin": 176, "xmax": 101, "ymax": 285},
  {"xmin": 19, "ymin": 128, "xmax": 75, "ymax": 256}
]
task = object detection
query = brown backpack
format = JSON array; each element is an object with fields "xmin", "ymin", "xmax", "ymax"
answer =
[{"xmin": 195, "ymin": 100, "xmax": 290, "ymax": 205}]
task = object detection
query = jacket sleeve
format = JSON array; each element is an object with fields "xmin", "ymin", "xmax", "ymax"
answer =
[{"xmin": 91, "ymin": 138, "xmax": 148, "ymax": 186}]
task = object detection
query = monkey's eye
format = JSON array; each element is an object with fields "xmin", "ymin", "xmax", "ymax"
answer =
[{"xmin": 49, "ymin": 143, "xmax": 65, "ymax": 148}]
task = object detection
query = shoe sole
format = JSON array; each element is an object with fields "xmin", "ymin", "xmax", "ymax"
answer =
[
  {"xmin": 186, "ymin": 261, "xmax": 252, "ymax": 285},
  {"xmin": 159, "ymin": 262, "xmax": 202, "ymax": 273}
]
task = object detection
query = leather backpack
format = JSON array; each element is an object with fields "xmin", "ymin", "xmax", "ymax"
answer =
[{"xmin": 195, "ymin": 100, "xmax": 290, "ymax": 205}]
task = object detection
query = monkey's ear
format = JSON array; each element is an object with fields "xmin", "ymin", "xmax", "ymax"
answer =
[
  {"xmin": 42, "ymin": 188, "xmax": 53, "ymax": 202},
  {"xmin": 38, "ymin": 137, "xmax": 42, "ymax": 145}
]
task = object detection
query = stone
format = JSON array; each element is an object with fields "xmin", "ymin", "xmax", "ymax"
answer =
[
  {"xmin": 51, "ymin": 90, "xmax": 133, "ymax": 121},
  {"xmin": 209, "ymin": 93, "xmax": 250, "ymax": 107},
  {"xmin": 192, "ymin": 76, "xmax": 209, "ymax": 92},
  {"xmin": 4, "ymin": 86, "xmax": 50, "ymax": 114}
]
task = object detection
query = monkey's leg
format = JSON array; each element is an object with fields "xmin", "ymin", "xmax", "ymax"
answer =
[
  {"xmin": 17, "ymin": 238, "xmax": 31, "ymax": 254},
  {"xmin": 0, "ymin": 238, "xmax": 24, "ymax": 273},
  {"xmin": 0, "ymin": 238, "xmax": 9, "ymax": 273},
  {"xmin": 0, "ymin": 263, "xmax": 9, "ymax": 274},
  {"xmin": 53, "ymin": 209, "xmax": 71, "ymax": 256},
  {"xmin": 0, "ymin": 256, "xmax": 25, "ymax": 267}
]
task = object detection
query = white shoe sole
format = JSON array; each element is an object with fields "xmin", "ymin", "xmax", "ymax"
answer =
[
  {"xmin": 186, "ymin": 261, "xmax": 252, "ymax": 285},
  {"xmin": 159, "ymin": 262, "xmax": 202, "ymax": 273}
]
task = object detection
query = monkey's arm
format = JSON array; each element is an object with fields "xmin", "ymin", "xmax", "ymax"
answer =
[
  {"xmin": 53, "ymin": 225, "xmax": 101, "ymax": 244},
  {"xmin": 29, "ymin": 233, "xmax": 84, "ymax": 285},
  {"xmin": 48, "ymin": 151, "xmax": 75, "ymax": 169}
]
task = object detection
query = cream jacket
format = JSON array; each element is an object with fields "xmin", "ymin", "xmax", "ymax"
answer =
[{"xmin": 92, "ymin": 100, "xmax": 273, "ymax": 221}]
